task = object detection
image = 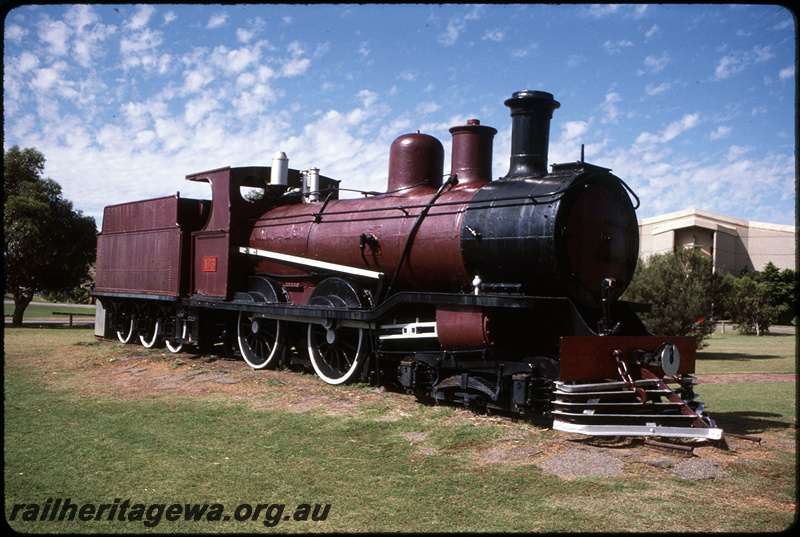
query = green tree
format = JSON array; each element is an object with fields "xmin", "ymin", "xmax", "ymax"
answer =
[
  {"xmin": 4, "ymin": 146, "xmax": 97, "ymax": 326},
  {"xmin": 621, "ymin": 248, "xmax": 717, "ymax": 348},
  {"xmin": 756, "ymin": 262, "xmax": 796, "ymax": 325},
  {"xmin": 720, "ymin": 262, "xmax": 797, "ymax": 335},
  {"xmin": 721, "ymin": 274, "xmax": 772, "ymax": 336}
]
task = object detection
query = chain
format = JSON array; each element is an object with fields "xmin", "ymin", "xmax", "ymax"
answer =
[{"xmin": 614, "ymin": 349, "xmax": 647, "ymax": 403}]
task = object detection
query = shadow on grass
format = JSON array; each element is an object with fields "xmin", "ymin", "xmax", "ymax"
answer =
[
  {"xmin": 699, "ymin": 352, "xmax": 784, "ymax": 361},
  {"xmin": 712, "ymin": 411, "xmax": 794, "ymax": 435}
]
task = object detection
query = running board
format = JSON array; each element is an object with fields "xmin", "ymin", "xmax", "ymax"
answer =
[{"xmin": 239, "ymin": 247, "xmax": 384, "ymax": 280}]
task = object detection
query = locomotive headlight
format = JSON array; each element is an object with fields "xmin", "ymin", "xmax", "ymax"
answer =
[{"xmin": 658, "ymin": 343, "xmax": 680, "ymax": 377}]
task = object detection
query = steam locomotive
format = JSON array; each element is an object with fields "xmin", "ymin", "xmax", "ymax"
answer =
[{"xmin": 91, "ymin": 90, "xmax": 721, "ymax": 439}]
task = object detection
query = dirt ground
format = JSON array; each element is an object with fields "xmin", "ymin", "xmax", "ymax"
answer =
[{"xmin": 60, "ymin": 342, "xmax": 794, "ymax": 485}]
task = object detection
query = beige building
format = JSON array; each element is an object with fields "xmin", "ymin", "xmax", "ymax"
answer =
[{"xmin": 638, "ymin": 208, "xmax": 796, "ymax": 274}]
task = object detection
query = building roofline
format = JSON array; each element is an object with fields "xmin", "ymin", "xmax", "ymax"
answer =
[{"xmin": 639, "ymin": 207, "xmax": 795, "ymax": 234}]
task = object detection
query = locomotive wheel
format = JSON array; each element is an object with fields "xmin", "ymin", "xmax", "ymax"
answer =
[
  {"xmin": 165, "ymin": 322, "xmax": 188, "ymax": 354},
  {"xmin": 237, "ymin": 311, "xmax": 282, "ymax": 369},
  {"xmin": 139, "ymin": 317, "xmax": 163, "ymax": 348},
  {"xmin": 307, "ymin": 321, "xmax": 367, "ymax": 385},
  {"xmin": 116, "ymin": 315, "xmax": 135, "ymax": 344}
]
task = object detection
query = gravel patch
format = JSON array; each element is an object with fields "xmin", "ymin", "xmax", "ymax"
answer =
[
  {"xmin": 538, "ymin": 448, "xmax": 626, "ymax": 477},
  {"xmin": 673, "ymin": 459, "xmax": 729, "ymax": 480}
]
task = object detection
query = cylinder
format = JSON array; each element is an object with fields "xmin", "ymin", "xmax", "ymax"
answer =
[
  {"xmin": 387, "ymin": 132, "xmax": 444, "ymax": 192},
  {"xmin": 271, "ymin": 151, "xmax": 289, "ymax": 186},
  {"xmin": 436, "ymin": 305, "xmax": 493, "ymax": 350},
  {"xmin": 502, "ymin": 90, "xmax": 560, "ymax": 180},
  {"xmin": 449, "ymin": 119, "xmax": 497, "ymax": 185}
]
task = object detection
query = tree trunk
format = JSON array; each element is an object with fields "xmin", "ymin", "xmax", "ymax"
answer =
[{"xmin": 10, "ymin": 290, "xmax": 33, "ymax": 327}]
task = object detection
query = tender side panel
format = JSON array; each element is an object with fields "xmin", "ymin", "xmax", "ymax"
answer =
[
  {"xmin": 95, "ymin": 196, "xmax": 209, "ymax": 297},
  {"xmin": 96, "ymin": 230, "xmax": 182, "ymax": 296},
  {"xmin": 559, "ymin": 336, "xmax": 696, "ymax": 382}
]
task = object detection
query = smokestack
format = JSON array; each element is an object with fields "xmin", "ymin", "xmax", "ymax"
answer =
[{"xmin": 502, "ymin": 90, "xmax": 560, "ymax": 180}]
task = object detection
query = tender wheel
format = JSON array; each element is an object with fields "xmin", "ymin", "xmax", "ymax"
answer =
[
  {"xmin": 116, "ymin": 315, "xmax": 135, "ymax": 344},
  {"xmin": 139, "ymin": 317, "xmax": 162, "ymax": 348},
  {"xmin": 307, "ymin": 321, "xmax": 367, "ymax": 385},
  {"xmin": 238, "ymin": 311, "xmax": 282, "ymax": 369},
  {"xmin": 165, "ymin": 322, "xmax": 188, "ymax": 354}
]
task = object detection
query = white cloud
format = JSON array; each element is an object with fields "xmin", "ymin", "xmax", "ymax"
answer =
[
  {"xmin": 511, "ymin": 42, "xmax": 538, "ymax": 58},
  {"xmin": 662, "ymin": 113, "xmax": 700, "ymax": 141},
  {"xmin": 17, "ymin": 51, "xmax": 40, "ymax": 72},
  {"xmin": 313, "ymin": 42, "xmax": 330, "ymax": 58},
  {"xmin": 357, "ymin": 89, "xmax": 379, "ymax": 108},
  {"xmin": 125, "ymin": 5, "xmax": 155, "ymax": 31},
  {"xmin": 644, "ymin": 82, "xmax": 671, "ymax": 96},
  {"xmin": 4, "ymin": 23, "xmax": 29, "ymax": 44},
  {"xmin": 30, "ymin": 66, "xmax": 62, "ymax": 91},
  {"xmin": 603, "ymin": 39, "xmax": 633, "ymax": 54},
  {"xmin": 438, "ymin": 5, "xmax": 483, "ymax": 46},
  {"xmin": 120, "ymin": 27, "xmax": 163, "ymax": 70},
  {"xmin": 772, "ymin": 18, "xmax": 793, "ymax": 31},
  {"xmin": 560, "ymin": 120, "xmax": 591, "ymax": 141},
  {"xmin": 210, "ymin": 44, "xmax": 262, "ymax": 74},
  {"xmin": 38, "ymin": 18, "xmax": 71, "ymax": 56},
  {"xmin": 483, "ymin": 29, "xmax": 503, "ymax": 42},
  {"xmin": 552, "ymin": 119, "xmax": 597, "ymax": 163},
  {"xmin": 642, "ymin": 51, "xmax": 669, "ymax": 73},
  {"xmin": 709, "ymin": 125, "xmax": 732, "ymax": 141},
  {"xmin": 184, "ymin": 96, "xmax": 220, "ymax": 127},
  {"xmin": 726, "ymin": 145, "xmax": 753, "ymax": 160},
  {"xmin": 164, "ymin": 11, "xmax": 177, "ymax": 25},
  {"xmin": 237, "ymin": 27, "xmax": 254, "ymax": 43},
  {"xmin": 634, "ymin": 112, "xmax": 700, "ymax": 146},
  {"xmin": 627, "ymin": 151, "xmax": 795, "ymax": 224},
  {"xmin": 644, "ymin": 24, "xmax": 659, "ymax": 39},
  {"xmin": 207, "ymin": 12, "xmax": 229, "ymax": 30},
  {"xmin": 233, "ymin": 83, "xmax": 280, "ymax": 118},
  {"xmin": 64, "ymin": 4, "xmax": 98, "ymax": 32},
  {"xmin": 182, "ymin": 65, "xmax": 215, "ymax": 94},
  {"xmin": 282, "ymin": 57, "xmax": 311, "ymax": 77},
  {"xmin": 586, "ymin": 5, "xmax": 622, "ymax": 18},
  {"xmin": 415, "ymin": 101, "xmax": 440, "ymax": 115},
  {"xmin": 599, "ymin": 92, "xmax": 622, "ymax": 124},
  {"xmin": 567, "ymin": 54, "xmax": 584, "ymax": 68},
  {"xmin": 287, "ymin": 41, "xmax": 306, "ymax": 57},
  {"xmin": 753, "ymin": 44, "xmax": 773, "ymax": 62},
  {"xmin": 68, "ymin": 6, "xmax": 116, "ymax": 68},
  {"xmin": 778, "ymin": 65, "xmax": 794, "ymax": 80},
  {"xmin": 397, "ymin": 70, "xmax": 418, "ymax": 82},
  {"xmin": 121, "ymin": 100, "xmax": 151, "ymax": 131},
  {"xmin": 713, "ymin": 44, "xmax": 775, "ymax": 80}
]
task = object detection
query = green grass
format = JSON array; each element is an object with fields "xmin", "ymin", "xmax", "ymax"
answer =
[
  {"xmin": 696, "ymin": 330, "xmax": 796, "ymax": 375},
  {"xmin": 700, "ymin": 382, "xmax": 795, "ymax": 437},
  {"xmin": 4, "ymin": 302, "xmax": 94, "ymax": 322},
  {"xmin": 4, "ymin": 327, "xmax": 796, "ymax": 533}
]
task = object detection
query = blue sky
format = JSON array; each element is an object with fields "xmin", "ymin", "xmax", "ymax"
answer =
[{"xmin": 3, "ymin": 4, "xmax": 796, "ymax": 229}]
